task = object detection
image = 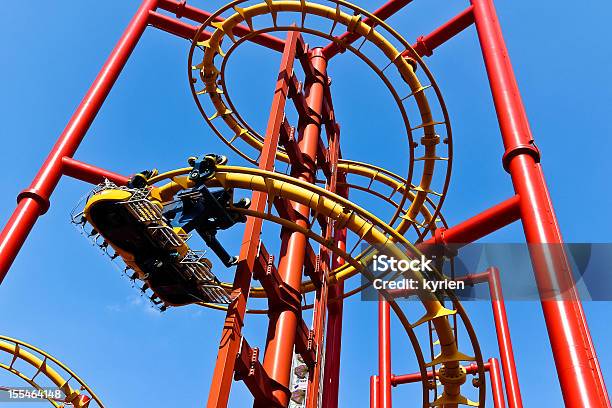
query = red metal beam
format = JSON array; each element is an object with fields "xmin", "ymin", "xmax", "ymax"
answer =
[
  {"xmin": 472, "ymin": 0, "xmax": 609, "ymax": 406},
  {"xmin": 320, "ymin": 196, "xmax": 348, "ymax": 408},
  {"xmin": 0, "ymin": 0, "xmax": 159, "ymax": 282},
  {"xmin": 467, "ymin": 268, "xmax": 523, "ymax": 408},
  {"xmin": 234, "ymin": 338, "xmax": 286, "ymax": 407},
  {"xmin": 312, "ymin": 118, "xmax": 344, "ymax": 408},
  {"xmin": 370, "ymin": 375, "xmax": 379, "ymax": 408},
  {"xmin": 322, "ymin": 0, "xmax": 414, "ymax": 59},
  {"xmin": 422, "ymin": 195, "xmax": 521, "ymax": 247},
  {"xmin": 378, "ymin": 298, "xmax": 392, "ymax": 408},
  {"xmin": 408, "ymin": 6, "xmax": 474, "ymax": 57},
  {"xmin": 157, "ymin": 0, "xmax": 286, "ymax": 52},
  {"xmin": 61, "ymin": 157, "xmax": 130, "ymax": 186},
  {"xmin": 320, "ymin": 256, "xmax": 345, "ymax": 408},
  {"xmin": 488, "ymin": 358, "xmax": 506, "ymax": 408},
  {"xmin": 305, "ymin": 256, "xmax": 329, "ymax": 408},
  {"xmin": 390, "ymin": 362, "xmax": 490, "ymax": 386},
  {"xmin": 148, "ymin": 10, "xmax": 210, "ymax": 40}
]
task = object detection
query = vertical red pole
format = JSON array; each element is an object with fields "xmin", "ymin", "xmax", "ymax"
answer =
[
  {"xmin": 488, "ymin": 358, "xmax": 506, "ymax": 408},
  {"xmin": 306, "ymin": 256, "xmax": 330, "ymax": 408},
  {"xmin": 0, "ymin": 0, "xmax": 159, "ymax": 282},
  {"xmin": 306, "ymin": 115, "xmax": 342, "ymax": 408},
  {"xmin": 258, "ymin": 47, "xmax": 328, "ymax": 407},
  {"xmin": 378, "ymin": 298, "xmax": 392, "ymax": 408},
  {"xmin": 207, "ymin": 31, "xmax": 301, "ymax": 408},
  {"xmin": 370, "ymin": 375, "xmax": 379, "ymax": 408},
  {"xmin": 487, "ymin": 268, "xmax": 523, "ymax": 408},
  {"xmin": 321, "ymin": 227, "xmax": 347, "ymax": 408},
  {"xmin": 471, "ymin": 0, "xmax": 609, "ymax": 406}
]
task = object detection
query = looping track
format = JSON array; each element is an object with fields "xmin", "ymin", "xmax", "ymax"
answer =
[
  {"xmin": 188, "ymin": 0, "xmax": 453, "ymax": 242},
  {"xmin": 0, "ymin": 336, "xmax": 104, "ymax": 407}
]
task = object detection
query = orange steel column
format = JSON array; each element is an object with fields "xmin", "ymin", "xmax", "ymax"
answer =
[
  {"xmin": 206, "ymin": 31, "xmax": 301, "ymax": 408},
  {"xmin": 257, "ymin": 47, "xmax": 328, "ymax": 407}
]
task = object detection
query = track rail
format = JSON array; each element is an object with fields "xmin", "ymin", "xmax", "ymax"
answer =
[{"xmin": 0, "ymin": 336, "xmax": 103, "ymax": 407}]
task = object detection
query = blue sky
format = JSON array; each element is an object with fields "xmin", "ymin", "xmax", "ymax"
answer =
[{"xmin": 0, "ymin": 0, "xmax": 611, "ymax": 407}]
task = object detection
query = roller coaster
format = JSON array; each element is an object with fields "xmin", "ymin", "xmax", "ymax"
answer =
[{"xmin": 0, "ymin": 0, "xmax": 608, "ymax": 407}]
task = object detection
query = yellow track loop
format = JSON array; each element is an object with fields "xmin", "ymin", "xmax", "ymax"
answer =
[
  {"xmin": 0, "ymin": 336, "xmax": 103, "ymax": 407},
  {"xmin": 190, "ymin": 0, "xmax": 448, "ymax": 230},
  {"xmin": 336, "ymin": 159, "xmax": 443, "ymax": 235},
  {"xmin": 147, "ymin": 166, "xmax": 484, "ymax": 406}
]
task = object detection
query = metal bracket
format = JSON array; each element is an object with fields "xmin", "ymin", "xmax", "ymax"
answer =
[
  {"xmin": 234, "ymin": 337, "xmax": 288, "ymax": 407},
  {"xmin": 501, "ymin": 140, "xmax": 541, "ymax": 172},
  {"xmin": 17, "ymin": 189, "xmax": 51, "ymax": 214}
]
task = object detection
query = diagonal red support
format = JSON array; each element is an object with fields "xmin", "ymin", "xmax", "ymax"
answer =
[
  {"xmin": 148, "ymin": 10, "xmax": 211, "ymax": 40},
  {"xmin": 408, "ymin": 6, "xmax": 475, "ymax": 57},
  {"xmin": 421, "ymin": 195, "xmax": 521, "ymax": 248},
  {"xmin": 0, "ymin": 0, "xmax": 159, "ymax": 282},
  {"xmin": 322, "ymin": 0, "xmax": 414, "ymax": 59},
  {"xmin": 157, "ymin": 0, "xmax": 286, "ymax": 52},
  {"xmin": 61, "ymin": 157, "xmax": 131, "ymax": 186}
]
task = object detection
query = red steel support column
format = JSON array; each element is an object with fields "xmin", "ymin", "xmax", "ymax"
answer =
[
  {"xmin": 378, "ymin": 298, "xmax": 392, "ymax": 408},
  {"xmin": 207, "ymin": 31, "xmax": 301, "ymax": 408},
  {"xmin": 469, "ymin": 269, "xmax": 523, "ymax": 408},
  {"xmin": 472, "ymin": 0, "xmax": 609, "ymax": 406},
  {"xmin": 258, "ymin": 48, "xmax": 328, "ymax": 407},
  {"xmin": 370, "ymin": 376, "xmax": 379, "ymax": 408},
  {"xmin": 0, "ymin": 0, "xmax": 158, "ymax": 283},
  {"xmin": 321, "ymin": 226, "xmax": 347, "ymax": 408},
  {"xmin": 306, "ymin": 112, "xmax": 342, "ymax": 408},
  {"xmin": 488, "ymin": 358, "xmax": 506, "ymax": 408},
  {"xmin": 488, "ymin": 267, "xmax": 522, "ymax": 408},
  {"xmin": 320, "ymin": 112, "xmax": 345, "ymax": 408}
]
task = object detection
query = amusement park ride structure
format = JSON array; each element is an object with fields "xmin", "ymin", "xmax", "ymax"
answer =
[{"xmin": 0, "ymin": 0, "xmax": 609, "ymax": 407}]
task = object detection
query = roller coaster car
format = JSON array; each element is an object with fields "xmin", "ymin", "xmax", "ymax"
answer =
[{"xmin": 82, "ymin": 155, "xmax": 249, "ymax": 309}]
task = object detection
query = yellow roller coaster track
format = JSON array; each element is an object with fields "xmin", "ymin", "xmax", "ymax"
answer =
[
  {"xmin": 0, "ymin": 336, "xmax": 103, "ymax": 407},
  {"xmin": 188, "ymin": 0, "xmax": 453, "ymax": 251}
]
